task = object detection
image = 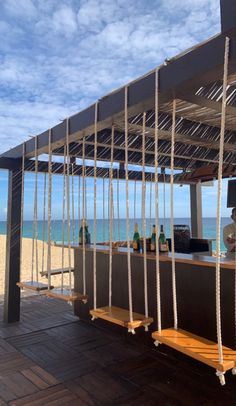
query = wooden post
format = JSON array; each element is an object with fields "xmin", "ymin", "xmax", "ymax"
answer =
[
  {"xmin": 4, "ymin": 166, "xmax": 22, "ymax": 322},
  {"xmin": 190, "ymin": 182, "xmax": 203, "ymax": 238}
]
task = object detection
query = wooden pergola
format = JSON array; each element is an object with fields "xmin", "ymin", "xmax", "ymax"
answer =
[{"xmin": 0, "ymin": 0, "xmax": 236, "ymax": 323}]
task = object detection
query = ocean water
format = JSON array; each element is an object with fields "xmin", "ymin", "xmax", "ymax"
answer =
[{"xmin": 0, "ymin": 218, "xmax": 230, "ymax": 252}]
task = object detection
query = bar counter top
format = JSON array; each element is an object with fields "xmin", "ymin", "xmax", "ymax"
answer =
[{"xmin": 54, "ymin": 242, "xmax": 235, "ymax": 270}]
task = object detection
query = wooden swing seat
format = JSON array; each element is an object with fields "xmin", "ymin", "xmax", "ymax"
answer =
[
  {"xmin": 40, "ymin": 267, "xmax": 74, "ymax": 277},
  {"xmin": 45, "ymin": 288, "xmax": 88, "ymax": 303},
  {"xmin": 152, "ymin": 328, "xmax": 236, "ymax": 372},
  {"xmin": 17, "ymin": 281, "xmax": 53, "ymax": 292},
  {"xmin": 90, "ymin": 306, "xmax": 153, "ymax": 331}
]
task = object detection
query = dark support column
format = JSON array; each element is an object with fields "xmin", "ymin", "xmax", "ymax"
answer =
[
  {"xmin": 4, "ymin": 167, "xmax": 22, "ymax": 323},
  {"xmin": 190, "ymin": 183, "xmax": 203, "ymax": 238}
]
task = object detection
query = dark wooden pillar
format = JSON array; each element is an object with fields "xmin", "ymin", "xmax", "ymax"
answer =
[
  {"xmin": 190, "ymin": 183, "xmax": 203, "ymax": 238},
  {"xmin": 4, "ymin": 166, "xmax": 22, "ymax": 323}
]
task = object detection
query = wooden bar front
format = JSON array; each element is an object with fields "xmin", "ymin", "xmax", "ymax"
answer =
[{"xmin": 73, "ymin": 246, "xmax": 236, "ymax": 349}]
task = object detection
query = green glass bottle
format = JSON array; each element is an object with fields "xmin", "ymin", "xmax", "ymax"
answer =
[
  {"xmin": 150, "ymin": 225, "xmax": 156, "ymax": 251},
  {"xmin": 85, "ymin": 225, "xmax": 91, "ymax": 244},
  {"xmin": 159, "ymin": 224, "xmax": 168, "ymax": 252},
  {"xmin": 133, "ymin": 223, "xmax": 140, "ymax": 251},
  {"xmin": 79, "ymin": 219, "xmax": 90, "ymax": 244}
]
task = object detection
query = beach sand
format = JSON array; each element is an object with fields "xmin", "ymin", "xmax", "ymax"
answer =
[{"xmin": 0, "ymin": 235, "xmax": 74, "ymax": 299}]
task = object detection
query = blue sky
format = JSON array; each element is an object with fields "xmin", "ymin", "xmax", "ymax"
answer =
[{"xmin": 0, "ymin": 0, "xmax": 233, "ymax": 221}]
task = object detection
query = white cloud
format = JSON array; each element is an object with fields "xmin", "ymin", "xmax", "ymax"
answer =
[
  {"xmin": 4, "ymin": 0, "xmax": 37, "ymax": 19},
  {"xmin": 52, "ymin": 6, "xmax": 78, "ymax": 37},
  {"xmin": 0, "ymin": 0, "xmax": 221, "ymax": 155}
]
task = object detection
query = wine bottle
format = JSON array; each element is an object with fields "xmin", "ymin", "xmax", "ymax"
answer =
[
  {"xmin": 159, "ymin": 224, "xmax": 168, "ymax": 252},
  {"xmin": 79, "ymin": 219, "xmax": 90, "ymax": 244},
  {"xmin": 133, "ymin": 223, "xmax": 140, "ymax": 251},
  {"xmin": 150, "ymin": 225, "xmax": 156, "ymax": 252}
]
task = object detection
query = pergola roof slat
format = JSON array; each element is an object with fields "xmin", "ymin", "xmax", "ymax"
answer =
[{"xmin": 1, "ymin": 33, "xmax": 236, "ymax": 165}]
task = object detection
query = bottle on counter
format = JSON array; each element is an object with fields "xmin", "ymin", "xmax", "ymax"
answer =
[
  {"xmin": 79, "ymin": 219, "xmax": 90, "ymax": 244},
  {"xmin": 159, "ymin": 224, "xmax": 168, "ymax": 252},
  {"xmin": 150, "ymin": 225, "xmax": 156, "ymax": 252},
  {"xmin": 133, "ymin": 223, "xmax": 140, "ymax": 251}
]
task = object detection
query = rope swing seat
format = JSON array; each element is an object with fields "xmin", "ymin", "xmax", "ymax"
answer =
[
  {"xmin": 90, "ymin": 98, "xmax": 153, "ymax": 334},
  {"xmin": 17, "ymin": 140, "xmax": 53, "ymax": 293},
  {"xmin": 17, "ymin": 281, "xmax": 50, "ymax": 292},
  {"xmin": 152, "ymin": 329, "xmax": 236, "ymax": 377},
  {"xmin": 90, "ymin": 306, "xmax": 153, "ymax": 332},
  {"xmin": 41, "ymin": 267, "xmax": 74, "ymax": 278},
  {"xmin": 45, "ymin": 125, "xmax": 88, "ymax": 304},
  {"xmin": 152, "ymin": 43, "xmax": 236, "ymax": 385},
  {"xmin": 45, "ymin": 288, "xmax": 87, "ymax": 303}
]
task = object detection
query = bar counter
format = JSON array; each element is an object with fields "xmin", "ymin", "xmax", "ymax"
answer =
[{"xmin": 73, "ymin": 245, "xmax": 236, "ymax": 349}]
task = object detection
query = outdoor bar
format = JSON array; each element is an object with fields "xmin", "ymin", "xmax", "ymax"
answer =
[{"xmin": 0, "ymin": 0, "xmax": 236, "ymax": 387}]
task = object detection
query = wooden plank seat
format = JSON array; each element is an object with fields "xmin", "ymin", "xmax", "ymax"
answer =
[
  {"xmin": 152, "ymin": 328, "xmax": 236, "ymax": 374},
  {"xmin": 40, "ymin": 267, "xmax": 74, "ymax": 277},
  {"xmin": 90, "ymin": 306, "xmax": 153, "ymax": 333},
  {"xmin": 45, "ymin": 288, "xmax": 88, "ymax": 303},
  {"xmin": 16, "ymin": 281, "xmax": 53, "ymax": 292}
]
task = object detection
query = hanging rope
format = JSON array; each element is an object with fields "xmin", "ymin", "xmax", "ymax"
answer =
[
  {"xmin": 66, "ymin": 119, "xmax": 72, "ymax": 293},
  {"xmin": 61, "ymin": 145, "xmax": 66, "ymax": 290},
  {"xmin": 47, "ymin": 129, "xmax": 52, "ymax": 290},
  {"xmin": 20, "ymin": 143, "xmax": 25, "ymax": 281},
  {"xmin": 85, "ymin": 170, "xmax": 88, "ymax": 220},
  {"xmin": 234, "ymin": 208, "xmax": 236, "ymax": 366},
  {"xmin": 142, "ymin": 112, "xmax": 149, "ymax": 326},
  {"xmin": 71, "ymin": 162, "xmax": 75, "ymax": 243},
  {"xmin": 154, "ymin": 68, "xmax": 161, "ymax": 332},
  {"xmin": 82, "ymin": 138, "xmax": 86, "ymax": 296},
  {"xmin": 109, "ymin": 125, "xmax": 114, "ymax": 307},
  {"xmin": 102, "ymin": 177, "xmax": 105, "ymax": 241},
  {"xmin": 41, "ymin": 172, "xmax": 47, "ymax": 275},
  {"xmin": 78, "ymin": 174, "xmax": 81, "ymax": 241},
  {"xmin": 134, "ymin": 180, "xmax": 137, "ymax": 222},
  {"xmin": 124, "ymin": 86, "xmax": 133, "ymax": 326},
  {"xmin": 93, "ymin": 102, "xmax": 98, "ymax": 309},
  {"xmin": 163, "ymin": 169, "xmax": 166, "ymax": 232},
  {"xmin": 170, "ymin": 99, "xmax": 178, "ymax": 330},
  {"xmin": 31, "ymin": 136, "xmax": 39, "ymax": 283},
  {"xmin": 150, "ymin": 174, "xmax": 153, "ymax": 226},
  {"xmin": 117, "ymin": 171, "xmax": 120, "ymax": 242},
  {"xmin": 215, "ymin": 36, "xmax": 230, "ymax": 366}
]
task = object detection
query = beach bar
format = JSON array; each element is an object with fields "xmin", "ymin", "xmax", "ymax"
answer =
[{"xmin": 0, "ymin": 0, "xmax": 236, "ymax": 390}]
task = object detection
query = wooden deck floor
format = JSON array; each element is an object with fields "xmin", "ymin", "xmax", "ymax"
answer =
[{"xmin": 0, "ymin": 296, "xmax": 235, "ymax": 405}]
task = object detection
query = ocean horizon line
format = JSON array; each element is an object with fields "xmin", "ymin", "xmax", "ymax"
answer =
[{"xmin": 0, "ymin": 216, "xmax": 229, "ymax": 222}]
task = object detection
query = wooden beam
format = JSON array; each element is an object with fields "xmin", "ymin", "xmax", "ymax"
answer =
[
  {"xmin": 177, "ymin": 163, "xmax": 236, "ymax": 182},
  {"xmin": 126, "ymin": 123, "xmax": 236, "ymax": 153},
  {"xmin": 178, "ymin": 93, "xmax": 236, "ymax": 116},
  {"xmin": 4, "ymin": 167, "xmax": 22, "ymax": 322},
  {"xmin": 1, "ymin": 34, "xmax": 236, "ymax": 161},
  {"xmin": 220, "ymin": 0, "xmax": 236, "ymax": 33}
]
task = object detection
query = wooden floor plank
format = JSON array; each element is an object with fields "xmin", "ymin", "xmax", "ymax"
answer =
[
  {"xmin": 21, "ymin": 368, "xmax": 51, "ymax": 390},
  {"xmin": 0, "ymin": 372, "xmax": 38, "ymax": 399},
  {"xmin": 1, "ymin": 296, "xmax": 236, "ymax": 405},
  {"xmin": 8, "ymin": 384, "xmax": 78, "ymax": 406},
  {"xmin": 70, "ymin": 369, "xmax": 137, "ymax": 404},
  {"xmin": 30, "ymin": 366, "xmax": 60, "ymax": 386}
]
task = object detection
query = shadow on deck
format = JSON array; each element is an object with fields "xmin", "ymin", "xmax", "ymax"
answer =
[{"xmin": 0, "ymin": 296, "xmax": 235, "ymax": 405}]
